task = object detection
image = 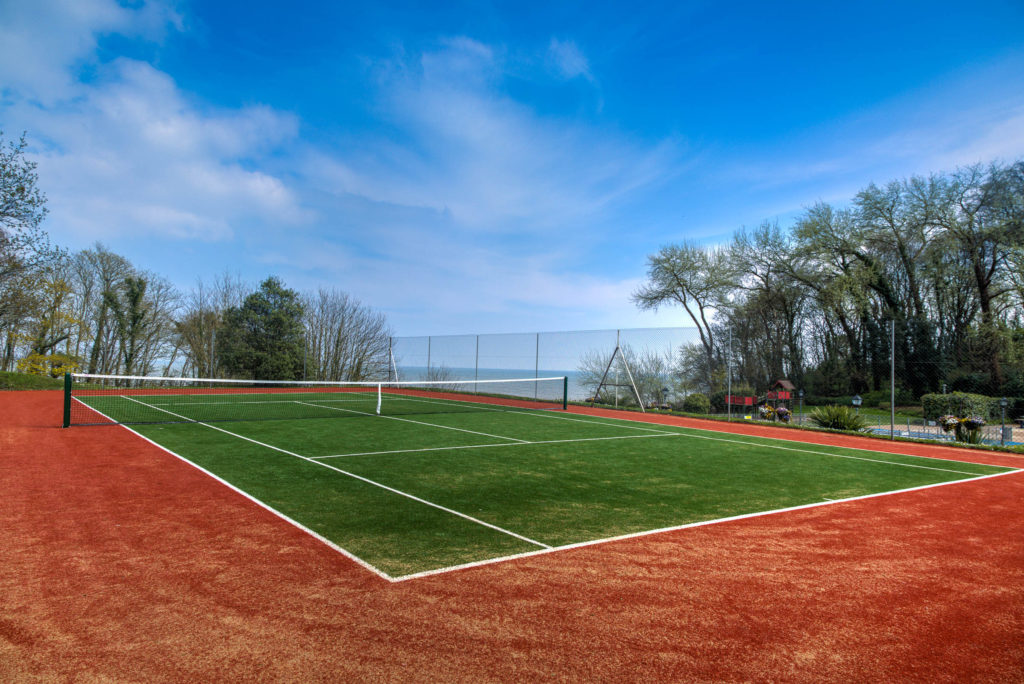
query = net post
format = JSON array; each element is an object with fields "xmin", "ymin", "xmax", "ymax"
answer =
[
  {"xmin": 376, "ymin": 383, "xmax": 382, "ymax": 415},
  {"xmin": 563, "ymin": 376, "xmax": 568, "ymax": 410},
  {"xmin": 62, "ymin": 372, "xmax": 72, "ymax": 427}
]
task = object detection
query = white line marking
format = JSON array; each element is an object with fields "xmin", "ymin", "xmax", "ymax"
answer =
[
  {"xmin": 79, "ymin": 395, "xmax": 1021, "ymax": 584},
  {"xmin": 294, "ymin": 400, "xmax": 530, "ymax": 443},
  {"xmin": 311, "ymin": 432, "xmax": 679, "ymax": 460},
  {"xmin": 389, "ymin": 468, "xmax": 1023, "ymax": 582},
  {"xmin": 571, "ymin": 409, "xmax": 1023, "ymax": 469},
  {"xmin": 76, "ymin": 397, "xmax": 396, "ymax": 581},
  {"xmin": 374, "ymin": 394, "xmax": 680, "ymax": 435},
  {"xmin": 120, "ymin": 396, "xmax": 551, "ymax": 550},
  {"xmin": 669, "ymin": 430, "xmax": 985, "ymax": 475}
]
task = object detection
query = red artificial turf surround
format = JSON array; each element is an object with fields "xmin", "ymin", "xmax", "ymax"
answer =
[{"xmin": 2, "ymin": 391, "xmax": 1022, "ymax": 681}]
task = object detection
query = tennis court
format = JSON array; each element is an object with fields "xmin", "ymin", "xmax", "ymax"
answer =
[{"xmin": 67, "ymin": 375, "xmax": 1017, "ymax": 581}]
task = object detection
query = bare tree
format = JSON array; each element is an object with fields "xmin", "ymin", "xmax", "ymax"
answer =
[
  {"xmin": 302, "ymin": 288, "xmax": 391, "ymax": 381},
  {"xmin": 176, "ymin": 272, "xmax": 247, "ymax": 377}
]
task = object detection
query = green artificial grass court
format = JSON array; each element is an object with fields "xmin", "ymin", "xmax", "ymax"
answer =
[{"xmin": 80, "ymin": 393, "xmax": 1016, "ymax": 580}]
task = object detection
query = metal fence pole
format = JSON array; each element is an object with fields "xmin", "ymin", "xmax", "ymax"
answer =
[
  {"xmin": 535, "ymin": 332, "xmax": 540, "ymax": 399},
  {"xmin": 727, "ymin": 328, "xmax": 732, "ymax": 422},
  {"xmin": 890, "ymin": 319, "xmax": 895, "ymax": 440}
]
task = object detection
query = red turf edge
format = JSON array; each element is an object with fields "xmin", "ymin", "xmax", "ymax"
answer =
[{"xmin": 2, "ymin": 390, "xmax": 1022, "ymax": 682}]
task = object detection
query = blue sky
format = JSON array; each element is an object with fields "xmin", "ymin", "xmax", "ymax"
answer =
[{"xmin": 2, "ymin": 0, "xmax": 1023, "ymax": 336}]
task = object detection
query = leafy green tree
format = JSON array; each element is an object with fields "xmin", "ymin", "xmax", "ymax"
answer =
[
  {"xmin": 632, "ymin": 242, "xmax": 738, "ymax": 389},
  {"xmin": 105, "ymin": 275, "xmax": 153, "ymax": 376},
  {"xmin": 1, "ymin": 130, "xmax": 61, "ymax": 369},
  {"xmin": 217, "ymin": 277, "xmax": 305, "ymax": 380}
]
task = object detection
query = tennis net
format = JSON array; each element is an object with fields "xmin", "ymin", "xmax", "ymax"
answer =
[{"xmin": 63, "ymin": 373, "xmax": 569, "ymax": 426}]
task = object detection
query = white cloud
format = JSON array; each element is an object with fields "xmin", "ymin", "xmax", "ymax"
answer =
[
  {"xmin": 0, "ymin": 0, "xmax": 182, "ymax": 105},
  {"xmin": 307, "ymin": 38, "xmax": 679, "ymax": 235},
  {"xmin": 5, "ymin": 52, "xmax": 306, "ymax": 243},
  {"xmin": 547, "ymin": 38, "xmax": 594, "ymax": 83}
]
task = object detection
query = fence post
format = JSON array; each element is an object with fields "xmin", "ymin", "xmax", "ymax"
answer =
[{"xmin": 890, "ymin": 319, "xmax": 895, "ymax": 440}]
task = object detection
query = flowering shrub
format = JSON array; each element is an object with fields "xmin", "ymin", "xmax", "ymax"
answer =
[
  {"xmin": 758, "ymin": 405, "xmax": 775, "ymax": 421},
  {"xmin": 775, "ymin": 407, "xmax": 791, "ymax": 423},
  {"xmin": 961, "ymin": 416, "xmax": 986, "ymax": 431},
  {"xmin": 939, "ymin": 414, "xmax": 985, "ymax": 443}
]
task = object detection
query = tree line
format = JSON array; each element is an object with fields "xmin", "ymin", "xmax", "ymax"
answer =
[
  {"xmin": 634, "ymin": 159, "xmax": 1024, "ymax": 404},
  {"xmin": 0, "ymin": 131, "xmax": 392, "ymax": 381}
]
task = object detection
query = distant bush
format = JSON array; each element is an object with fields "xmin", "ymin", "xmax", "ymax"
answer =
[
  {"xmin": 806, "ymin": 388, "xmax": 914, "ymax": 408},
  {"xmin": 921, "ymin": 392, "xmax": 998, "ymax": 421},
  {"xmin": 682, "ymin": 393, "xmax": 710, "ymax": 414},
  {"xmin": 0, "ymin": 371, "xmax": 65, "ymax": 390},
  {"xmin": 808, "ymin": 405, "xmax": 868, "ymax": 432}
]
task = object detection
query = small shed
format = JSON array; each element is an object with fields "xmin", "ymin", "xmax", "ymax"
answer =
[{"xmin": 765, "ymin": 379, "xmax": 795, "ymax": 402}]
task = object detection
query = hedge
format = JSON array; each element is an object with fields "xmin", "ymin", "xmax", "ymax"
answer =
[{"xmin": 921, "ymin": 391, "xmax": 999, "ymax": 420}]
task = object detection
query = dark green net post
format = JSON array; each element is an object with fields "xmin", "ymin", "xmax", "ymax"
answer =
[
  {"xmin": 563, "ymin": 376, "xmax": 568, "ymax": 410},
  {"xmin": 62, "ymin": 372, "xmax": 72, "ymax": 428}
]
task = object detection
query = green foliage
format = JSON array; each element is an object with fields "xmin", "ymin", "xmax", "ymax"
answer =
[
  {"xmin": 15, "ymin": 351, "xmax": 80, "ymax": 377},
  {"xmin": 682, "ymin": 392, "xmax": 710, "ymax": 414},
  {"xmin": 217, "ymin": 277, "xmax": 305, "ymax": 380},
  {"xmin": 808, "ymin": 405, "xmax": 868, "ymax": 432},
  {"xmin": 921, "ymin": 392, "xmax": 998, "ymax": 421},
  {"xmin": 104, "ymin": 275, "xmax": 152, "ymax": 375},
  {"xmin": 0, "ymin": 369, "xmax": 64, "ymax": 389}
]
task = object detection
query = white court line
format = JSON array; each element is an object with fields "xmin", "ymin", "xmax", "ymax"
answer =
[
  {"xmin": 141, "ymin": 397, "xmax": 374, "ymax": 407},
  {"xmin": 83, "ymin": 396, "xmax": 1021, "ymax": 584},
  {"xmin": 80, "ymin": 397, "xmax": 394, "ymax": 581},
  {"xmin": 390, "ymin": 468, "xmax": 1023, "ymax": 582},
  {"xmin": 312, "ymin": 432, "xmax": 679, "ymax": 460},
  {"xmin": 294, "ymin": 400, "xmax": 531, "ymax": 443},
  {"xmin": 354, "ymin": 397, "xmax": 989, "ymax": 476},
  {"xmin": 667, "ymin": 430, "xmax": 986, "ymax": 476},
  {"xmin": 375, "ymin": 393, "xmax": 680, "ymax": 435},
  {"xmin": 120, "ymin": 396, "xmax": 551, "ymax": 551},
  {"xmin": 563, "ymin": 408, "xmax": 1024, "ymax": 469}
]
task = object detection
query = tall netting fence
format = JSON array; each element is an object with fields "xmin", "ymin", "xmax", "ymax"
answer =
[
  {"xmin": 389, "ymin": 327, "xmax": 700, "ymax": 407},
  {"xmin": 742, "ymin": 318, "xmax": 1022, "ymax": 447}
]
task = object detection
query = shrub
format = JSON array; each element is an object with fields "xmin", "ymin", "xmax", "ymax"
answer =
[
  {"xmin": 15, "ymin": 352, "xmax": 81, "ymax": 378},
  {"xmin": 682, "ymin": 393, "xmax": 710, "ymax": 414},
  {"xmin": 921, "ymin": 392, "xmax": 997, "ymax": 421},
  {"xmin": 808, "ymin": 405, "xmax": 868, "ymax": 432}
]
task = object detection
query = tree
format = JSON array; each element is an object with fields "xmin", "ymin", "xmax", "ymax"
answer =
[
  {"xmin": 302, "ymin": 288, "xmax": 391, "ymax": 381},
  {"xmin": 217, "ymin": 277, "xmax": 305, "ymax": 380},
  {"xmin": 632, "ymin": 242, "xmax": 737, "ymax": 389},
  {"xmin": 105, "ymin": 276, "xmax": 152, "ymax": 376},
  {"xmin": 1, "ymin": 130, "xmax": 60, "ymax": 368},
  {"xmin": 1, "ymin": 131, "xmax": 50, "ymax": 284},
  {"xmin": 80, "ymin": 244, "xmax": 133, "ymax": 374},
  {"xmin": 176, "ymin": 273, "xmax": 247, "ymax": 377}
]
